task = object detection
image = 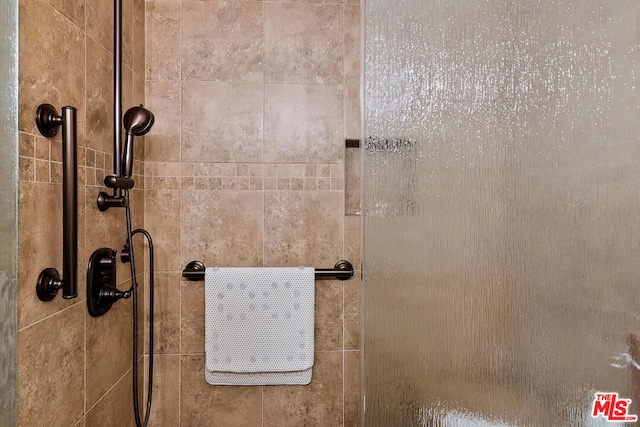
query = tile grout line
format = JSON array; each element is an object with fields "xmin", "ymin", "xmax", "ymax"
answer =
[
  {"xmin": 17, "ymin": 298, "xmax": 86, "ymax": 332},
  {"xmin": 342, "ymin": 5, "xmax": 346, "ymax": 425},
  {"xmin": 85, "ymin": 366, "xmax": 134, "ymax": 417},
  {"xmin": 262, "ymin": 0, "xmax": 267, "ymax": 284},
  {"xmin": 262, "ymin": 6, "xmax": 266, "ymax": 427},
  {"xmin": 83, "ymin": 4, "xmax": 88, "ymax": 419},
  {"xmin": 178, "ymin": 0, "xmax": 184, "ymax": 424}
]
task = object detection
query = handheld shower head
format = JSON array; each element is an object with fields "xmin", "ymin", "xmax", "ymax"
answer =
[
  {"xmin": 124, "ymin": 106, "xmax": 155, "ymax": 136},
  {"xmin": 122, "ymin": 106, "xmax": 154, "ymax": 178}
]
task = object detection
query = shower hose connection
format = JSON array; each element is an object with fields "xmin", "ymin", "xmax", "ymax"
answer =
[{"xmin": 124, "ymin": 189, "xmax": 154, "ymax": 427}]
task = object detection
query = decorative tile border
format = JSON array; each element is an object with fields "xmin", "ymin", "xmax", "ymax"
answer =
[
  {"xmin": 18, "ymin": 132, "xmax": 144, "ymax": 188},
  {"xmin": 18, "ymin": 130, "xmax": 344, "ymax": 193},
  {"xmin": 144, "ymin": 162, "xmax": 345, "ymax": 191}
]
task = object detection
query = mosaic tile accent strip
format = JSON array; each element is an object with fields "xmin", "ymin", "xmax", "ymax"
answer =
[
  {"xmin": 144, "ymin": 162, "xmax": 345, "ymax": 191},
  {"xmin": 18, "ymin": 132, "xmax": 144, "ymax": 189}
]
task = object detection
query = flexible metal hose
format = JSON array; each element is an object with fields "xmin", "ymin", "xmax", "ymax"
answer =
[{"xmin": 124, "ymin": 189, "xmax": 154, "ymax": 427}]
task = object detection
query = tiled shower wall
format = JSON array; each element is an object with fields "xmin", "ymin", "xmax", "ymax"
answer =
[
  {"xmin": 144, "ymin": 0, "xmax": 362, "ymax": 425},
  {"xmin": 17, "ymin": 0, "xmax": 146, "ymax": 425}
]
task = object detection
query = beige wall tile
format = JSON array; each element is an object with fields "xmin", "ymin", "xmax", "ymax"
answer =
[
  {"xmin": 18, "ymin": 181, "xmax": 70, "ymax": 327},
  {"xmin": 344, "ymin": 83, "xmax": 360, "ymax": 139},
  {"xmin": 146, "ymin": 354, "xmax": 180, "ymax": 427},
  {"xmin": 85, "ymin": 372, "xmax": 135, "ymax": 427},
  {"xmin": 264, "ymin": 191, "xmax": 344, "ymax": 267},
  {"xmin": 47, "ymin": 0, "xmax": 85, "ymax": 29},
  {"xmin": 18, "ymin": 157, "xmax": 34, "ymax": 181},
  {"xmin": 315, "ymin": 281, "xmax": 343, "ymax": 351},
  {"xmin": 182, "ymin": 0, "xmax": 263, "ymax": 83},
  {"xmin": 182, "ymin": 82, "xmax": 263, "ymax": 163},
  {"xmin": 86, "ymin": 0, "xmax": 113, "ymax": 53},
  {"xmin": 181, "ymin": 355, "xmax": 262, "ymax": 427},
  {"xmin": 276, "ymin": 0, "xmax": 344, "ymax": 3},
  {"xmin": 86, "ymin": 39, "xmax": 114, "ymax": 154},
  {"xmin": 146, "ymin": 1, "xmax": 181, "ymax": 81},
  {"xmin": 17, "ymin": 303, "xmax": 85, "ymax": 427},
  {"xmin": 145, "ymin": 81, "xmax": 181, "ymax": 162},
  {"xmin": 133, "ymin": 73, "xmax": 146, "ymax": 110},
  {"xmin": 122, "ymin": 0, "xmax": 134, "ymax": 70},
  {"xmin": 181, "ymin": 280, "xmax": 204, "ymax": 354},
  {"xmin": 35, "ymin": 159, "xmax": 48, "ymax": 181},
  {"xmin": 18, "ymin": 0, "xmax": 85, "ymax": 135},
  {"xmin": 130, "ymin": 189, "xmax": 146, "ymax": 237},
  {"xmin": 344, "ymin": 5, "xmax": 360, "ymax": 84},
  {"xmin": 19, "ymin": 132, "xmax": 34, "ymax": 157},
  {"xmin": 86, "ymin": 297, "xmax": 133, "ymax": 407},
  {"xmin": 264, "ymin": 84, "xmax": 343, "ymax": 164},
  {"xmin": 133, "ymin": 0, "xmax": 145, "ymax": 78},
  {"xmin": 133, "ymin": 74, "xmax": 147, "ymax": 161},
  {"xmin": 263, "ymin": 351, "xmax": 343, "ymax": 427},
  {"xmin": 122, "ymin": 65, "xmax": 135, "ymax": 122},
  {"xmin": 344, "ymin": 215, "xmax": 361, "ymax": 269},
  {"xmin": 52, "ymin": 166, "xmax": 63, "ymax": 186},
  {"xmin": 265, "ymin": 4, "xmax": 343, "ymax": 84},
  {"xmin": 137, "ymin": 359, "xmax": 146, "ymax": 423},
  {"xmin": 148, "ymin": 273, "xmax": 181, "ymax": 354},
  {"xmin": 76, "ymin": 186, "xmax": 87, "ymax": 300},
  {"xmin": 344, "ymin": 276, "xmax": 360, "ymax": 350},
  {"xmin": 181, "ymin": 190, "xmax": 264, "ymax": 268},
  {"xmin": 344, "ymin": 351, "xmax": 361, "ymax": 426},
  {"xmin": 345, "ymin": 146, "xmax": 361, "ymax": 215},
  {"xmin": 145, "ymin": 189, "xmax": 182, "ymax": 271}
]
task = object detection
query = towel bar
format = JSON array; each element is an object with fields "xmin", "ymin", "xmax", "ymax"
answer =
[{"xmin": 182, "ymin": 260, "xmax": 354, "ymax": 281}]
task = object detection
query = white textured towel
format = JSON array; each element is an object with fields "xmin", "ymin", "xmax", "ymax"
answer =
[
  {"xmin": 205, "ymin": 368, "xmax": 312, "ymax": 386},
  {"xmin": 204, "ymin": 266, "xmax": 315, "ymax": 385}
]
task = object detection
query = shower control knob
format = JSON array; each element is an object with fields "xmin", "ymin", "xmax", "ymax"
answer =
[
  {"xmin": 98, "ymin": 284, "xmax": 130, "ymax": 304},
  {"xmin": 87, "ymin": 248, "xmax": 118, "ymax": 317}
]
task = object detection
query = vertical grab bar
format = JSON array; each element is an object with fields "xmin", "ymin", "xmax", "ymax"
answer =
[{"xmin": 35, "ymin": 103, "xmax": 78, "ymax": 301}]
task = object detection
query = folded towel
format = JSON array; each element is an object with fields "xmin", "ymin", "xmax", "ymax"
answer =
[
  {"xmin": 204, "ymin": 266, "xmax": 315, "ymax": 385},
  {"xmin": 205, "ymin": 368, "xmax": 312, "ymax": 386}
]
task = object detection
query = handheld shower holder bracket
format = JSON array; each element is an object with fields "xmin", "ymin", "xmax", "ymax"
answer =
[
  {"xmin": 97, "ymin": 191, "xmax": 126, "ymax": 211},
  {"xmin": 104, "ymin": 174, "xmax": 135, "ymax": 190}
]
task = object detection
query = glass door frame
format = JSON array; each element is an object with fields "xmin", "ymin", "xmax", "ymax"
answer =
[{"xmin": 0, "ymin": 0, "xmax": 19, "ymax": 424}]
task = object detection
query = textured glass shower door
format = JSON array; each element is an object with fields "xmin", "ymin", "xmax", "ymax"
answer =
[
  {"xmin": 0, "ymin": 0, "xmax": 18, "ymax": 425},
  {"xmin": 363, "ymin": 1, "xmax": 640, "ymax": 425}
]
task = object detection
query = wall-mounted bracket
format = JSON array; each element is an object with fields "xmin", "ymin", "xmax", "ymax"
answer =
[
  {"xmin": 36, "ymin": 103, "xmax": 63, "ymax": 138},
  {"xmin": 36, "ymin": 268, "xmax": 63, "ymax": 301}
]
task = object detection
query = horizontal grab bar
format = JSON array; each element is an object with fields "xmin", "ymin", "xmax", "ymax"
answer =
[{"xmin": 182, "ymin": 260, "xmax": 354, "ymax": 281}]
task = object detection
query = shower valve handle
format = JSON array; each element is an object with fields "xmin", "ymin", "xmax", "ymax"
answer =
[{"xmin": 98, "ymin": 284, "xmax": 131, "ymax": 304}]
